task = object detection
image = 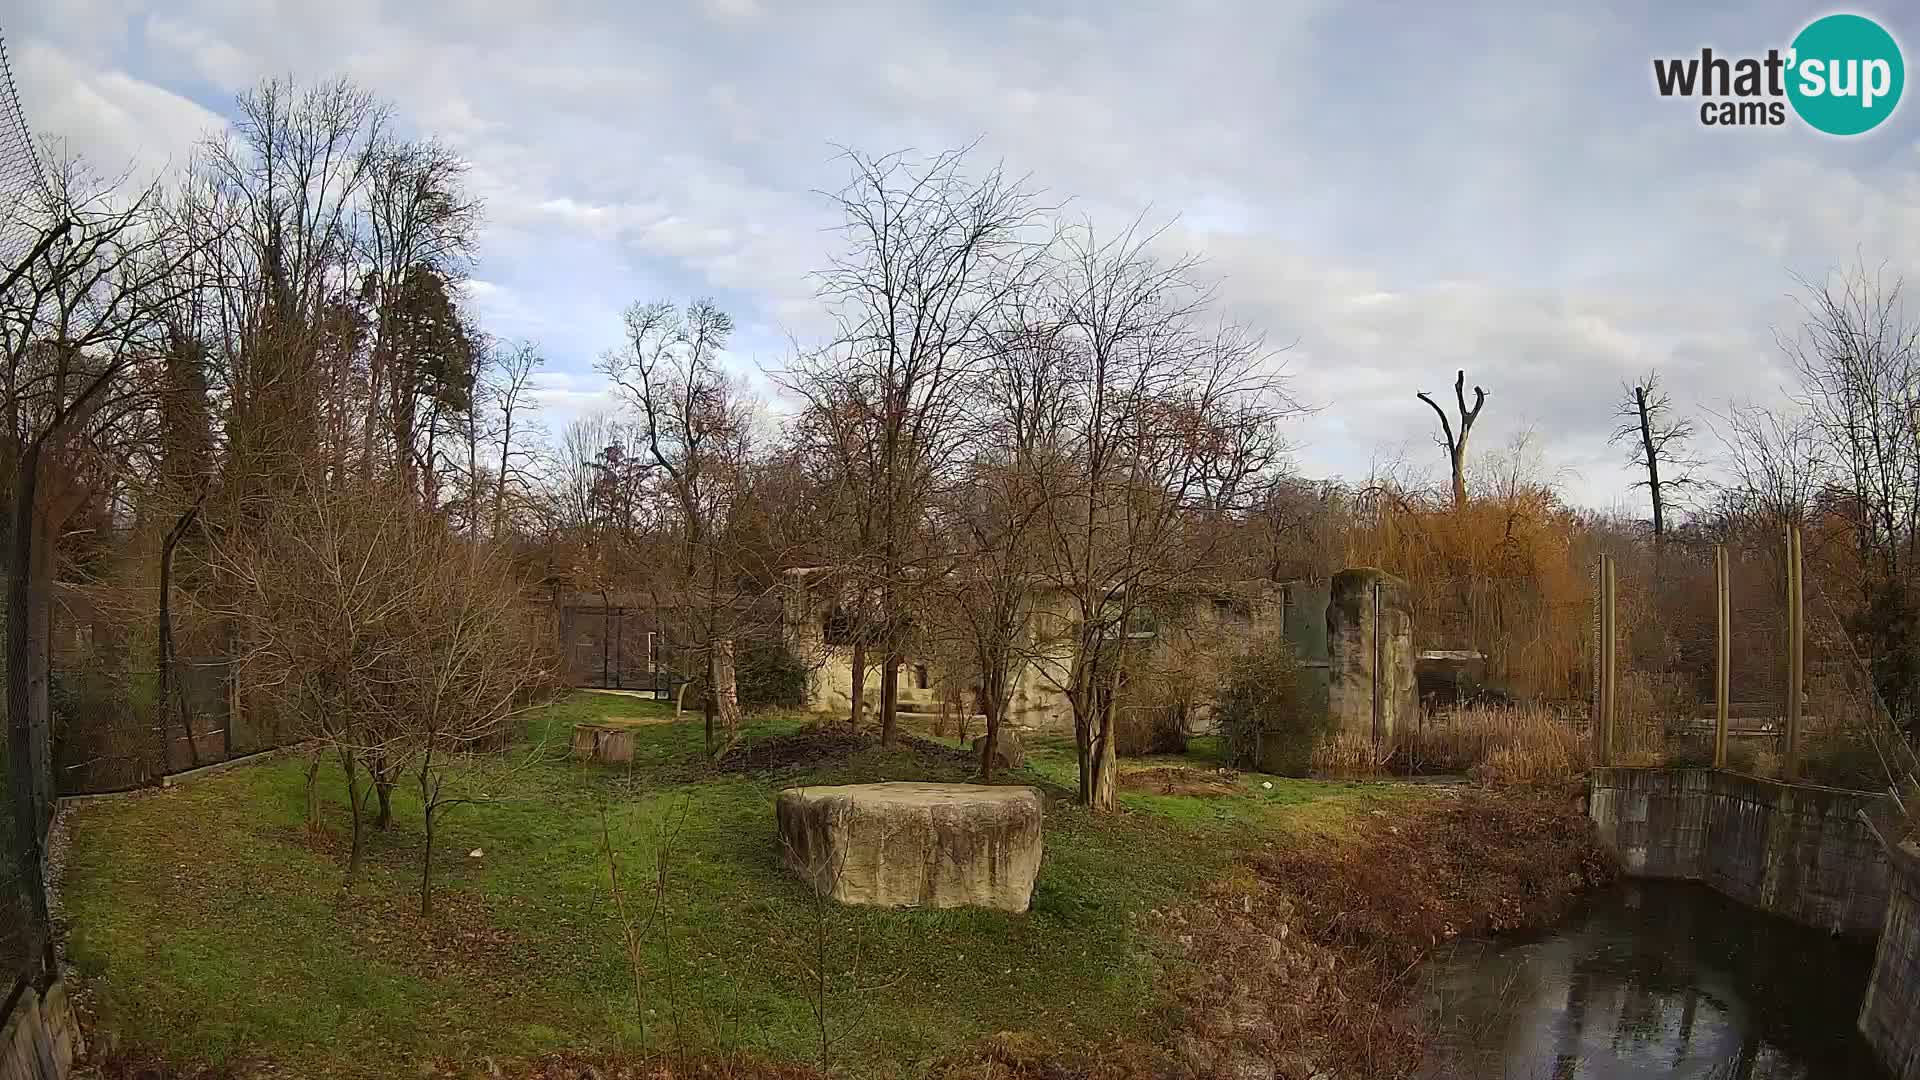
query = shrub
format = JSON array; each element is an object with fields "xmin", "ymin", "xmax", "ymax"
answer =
[
  {"xmin": 1214, "ymin": 640, "xmax": 1318, "ymax": 775},
  {"xmin": 1113, "ymin": 703, "xmax": 1188, "ymax": 757},
  {"xmin": 1801, "ymin": 734, "xmax": 1892, "ymax": 792},
  {"xmin": 738, "ymin": 640, "xmax": 808, "ymax": 711}
]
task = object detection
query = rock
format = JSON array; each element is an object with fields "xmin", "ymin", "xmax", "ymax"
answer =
[
  {"xmin": 776, "ymin": 782, "xmax": 1044, "ymax": 911},
  {"xmin": 971, "ymin": 728, "xmax": 1026, "ymax": 769}
]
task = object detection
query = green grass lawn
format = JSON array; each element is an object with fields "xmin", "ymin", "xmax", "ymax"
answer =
[{"xmin": 61, "ymin": 692, "xmax": 1400, "ymax": 1078}]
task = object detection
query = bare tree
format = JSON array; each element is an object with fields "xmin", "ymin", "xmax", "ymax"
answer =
[
  {"xmin": 361, "ymin": 136, "xmax": 480, "ymax": 498},
  {"xmin": 1708, "ymin": 399, "xmax": 1823, "ymax": 533},
  {"xmin": 1778, "ymin": 261, "xmax": 1920, "ymax": 730},
  {"xmin": 599, "ymin": 299, "xmax": 765, "ymax": 755},
  {"xmin": 1416, "ymin": 369, "xmax": 1487, "ymax": 508},
  {"xmin": 1610, "ymin": 371, "xmax": 1699, "ymax": 545},
  {"xmin": 483, "ymin": 338, "xmax": 544, "ymax": 538},
  {"xmin": 3, "ymin": 153, "xmax": 198, "ymax": 903},
  {"xmin": 785, "ymin": 147, "xmax": 1047, "ymax": 747},
  {"xmin": 1021, "ymin": 220, "xmax": 1293, "ymax": 810}
]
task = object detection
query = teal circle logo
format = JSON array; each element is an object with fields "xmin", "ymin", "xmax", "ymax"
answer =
[{"xmin": 1787, "ymin": 14, "xmax": 1904, "ymax": 135}]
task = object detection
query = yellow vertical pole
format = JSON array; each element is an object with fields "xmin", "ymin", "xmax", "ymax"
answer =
[
  {"xmin": 1785, "ymin": 523, "xmax": 1804, "ymax": 778},
  {"xmin": 1596, "ymin": 555, "xmax": 1617, "ymax": 767},
  {"xmin": 1715, "ymin": 543, "xmax": 1731, "ymax": 770}
]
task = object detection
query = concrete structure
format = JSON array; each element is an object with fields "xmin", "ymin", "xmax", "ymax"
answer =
[
  {"xmin": 1861, "ymin": 843, "xmax": 1920, "ymax": 1080},
  {"xmin": 1326, "ymin": 569, "xmax": 1416, "ymax": 748},
  {"xmin": 780, "ymin": 567, "xmax": 1331, "ymax": 736},
  {"xmin": 1587, "ymin": 767, "xmax": 1893, "ymax": 936},
  {"xmin": 1589, "ymin": 767, "xmax": 1920, "ymax": 1077},
  {"xmin": 776, "ymin": 782, "xmax": 1044, "ymax": 911},
  {"xmin": 0, "ymin": 978, "xmax": 76, "ymax": 1080},
  {"xmin": 973, "ymin": 728, "xmax": 1025, "ymax": 770}
]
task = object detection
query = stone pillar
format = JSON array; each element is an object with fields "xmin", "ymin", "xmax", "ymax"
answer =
[{"xmin": 1326, "ymin": 568, "xmax": 1415, "ymax": 749}]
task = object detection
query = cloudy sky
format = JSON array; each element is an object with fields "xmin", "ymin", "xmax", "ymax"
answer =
[{"xmin": 7, "ymin": 0, "xmax": 1919, "ymax": 510}]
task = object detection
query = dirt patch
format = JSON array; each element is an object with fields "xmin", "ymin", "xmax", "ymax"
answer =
[
  {"xmin": 1164, "ymin": 784, "xmax": 1616, "ymax": 1079},
  {"xmin": 593, "ymin": 715, "xmax": 676, "ymax": 728},
  {"xmin": 934, "ymin": 784, "xmax": 1617, "ymax": 1080},
  {"xmin": 1119, "ymin": 766, "xmax": 1240, "ymax": 797}
]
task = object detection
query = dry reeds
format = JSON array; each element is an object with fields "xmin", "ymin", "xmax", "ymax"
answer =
[
  {"xmin": 1406, "ymin": 705, "xmax": 1589, "ymax": 784},
  {"xmin": 1306, "ymin": 706, "xmax": 1590, "ymax": 784}
]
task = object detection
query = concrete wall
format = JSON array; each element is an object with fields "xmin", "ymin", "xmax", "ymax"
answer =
[
  {"xmin": 780, "ymin": 568, "xmax": 1312, "ymax": 734},
  {"xmin": 0, "ymin": 978, "xmax": 77, "ymax": 1080},
  {"xmin": 1588, "ymin": 767, "xmax": 1893, "ymax": 936},
  {"xmin": 1326, "ymin": 569, "xmax": 1415, "ymax": 746},
  {"xmin": 1861, "ymin": 843, "xmax": 1920, "ymax": 1080}
]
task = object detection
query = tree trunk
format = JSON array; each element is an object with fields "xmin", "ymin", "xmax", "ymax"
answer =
[
  {"xmin": 369, "ymin": 751, "xmax": 400, "ymax": 830},
  {"xmin": 848, "ymin": 638, "xmax": 868, "ymax": 728},
  {"xmin": 418, "ymin": 741, "xmax": 437, "ymax": 918},
  {"xmin": 1635, "ymin": 387, "xmax": 1664, "ymax": 541},
  {"xmin": 304, "ymin": 750, "xmax": 323, "ymax": 832},
  {"xmin": 342, "ymin": 747, "xmax": 366, "ymax": 887},
  {"xmin": 703, "ymin": 646, "xmax": 717, "ymax": 756},
  {"xmin": 1073, "ymin": 705, "xmax": 1093, "ymax": 806},
  {"xmin": 156, "ymin": 496, "xmax": 206, "ymax": 773},
  {"xmin": 374, "ymin": 774, "xmax": 395, "ymax": 830},
  {"xmin": 979, "ymin": 697, "xmax": 1001, "ymax": 783},
  {"xmin": 879, "ymin": 652, "xmax": 900, "ymax": 748},
  {"xmin": 1088, "ymin": 700, "xmax": 1118, "ymax": 812},
  {"xmin": 1449, "ymin": 445, "xmax": 1468, "ymax": 509},
  {"xmin": 711, "ymin": 637, "xmax": 742, "ymax": 737},
  {"xmin": 421, "ymin": 799, "xmax": 436, "ymax": 917}
]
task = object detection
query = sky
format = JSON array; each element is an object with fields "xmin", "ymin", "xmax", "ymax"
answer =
[{"xmin": 7, "ymin": 0, "xmax": 1920, "ymax": 511}]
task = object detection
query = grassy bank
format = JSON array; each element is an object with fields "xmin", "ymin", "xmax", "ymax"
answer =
[{"xmin": 61, "ymin": 692, "xmax": 1399, "ymax": 1078}]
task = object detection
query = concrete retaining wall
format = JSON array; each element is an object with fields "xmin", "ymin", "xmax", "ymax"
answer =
[
  {"xmin": 1860, "ymin": 844, "xmax": 1920, "ymax": 1080},
  {"xmin": 0, "ymin": 978, "xmax": 76, "ymax": 1080},
  {"xmin": 1588, "ymin": 767, "xmax": 1892, "ymax": 936}
]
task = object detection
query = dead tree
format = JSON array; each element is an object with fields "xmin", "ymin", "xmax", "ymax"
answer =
[
  {"xmin": 1610, "ymin": 371, "xmax": 1698, "ymax": 546},
  {"xmin": 1416, "ymin": 369, "xmax": 1486, "ymax": 508}
]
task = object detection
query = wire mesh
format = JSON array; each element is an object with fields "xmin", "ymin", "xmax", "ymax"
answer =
[
  {"xmin": 0, "ymin": 33, "xmax": 49, "ymax": 270},
  {"xmin": 0, "ymin": 25, "xmax": 47, "ymax": 999}
]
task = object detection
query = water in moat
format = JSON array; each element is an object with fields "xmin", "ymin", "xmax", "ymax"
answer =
[{"xmin": 1416, "ymin": 879, "xmax": 1889, "ymax": 1079}]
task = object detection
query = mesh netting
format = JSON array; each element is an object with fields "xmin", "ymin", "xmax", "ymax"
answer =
[
  {"xmin": 0, "ymin": 26, "xmax": 48, "ymax": 995},
  {"xmin": 0, "ymin": 33, "xmax": 49, "ymax": 270}
]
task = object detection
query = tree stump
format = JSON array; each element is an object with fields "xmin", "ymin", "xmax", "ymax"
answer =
[{"xmin": 572, "ymin": 723, "xmax": 634, "ymax": 763}]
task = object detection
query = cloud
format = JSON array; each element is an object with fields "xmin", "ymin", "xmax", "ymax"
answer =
[{"xmin": 10, "ymin": 0, "xmax": 1920, "ymax": 510}]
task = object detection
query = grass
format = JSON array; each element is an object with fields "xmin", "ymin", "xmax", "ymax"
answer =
[{"xmin": 60, "ymin": 691, "xmax": 1402, "ymax": 1078}]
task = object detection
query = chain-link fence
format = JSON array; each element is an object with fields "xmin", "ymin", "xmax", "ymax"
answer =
[{"xmin": 48, "ymin": 659, "xmax": 289, "ymax": 794}]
